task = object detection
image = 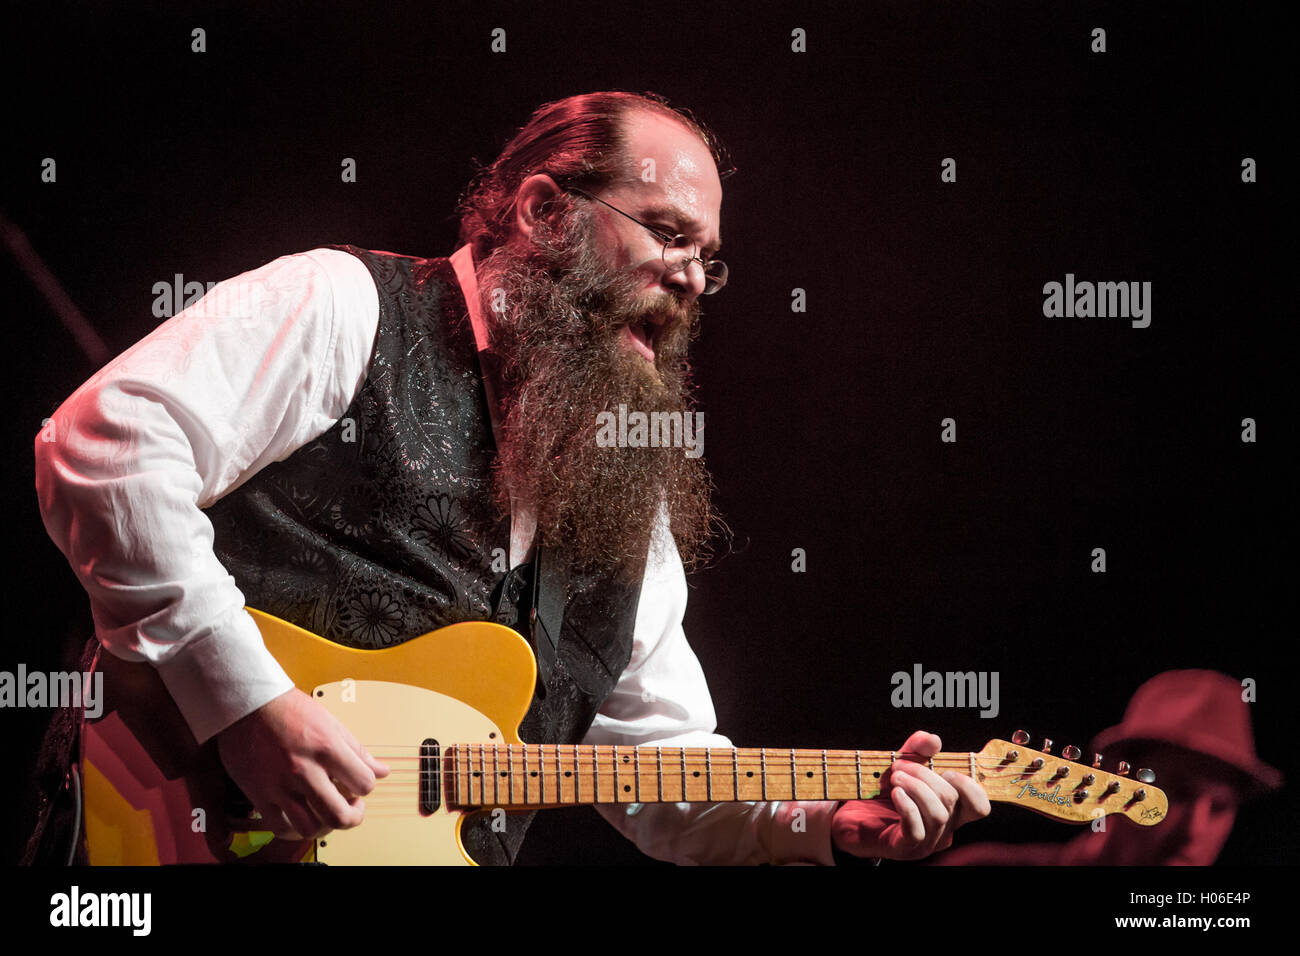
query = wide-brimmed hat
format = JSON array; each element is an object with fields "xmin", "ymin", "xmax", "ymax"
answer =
[{"xmin": 1091, "ymin": 670, "xmax": 1282, "ymax": 797}]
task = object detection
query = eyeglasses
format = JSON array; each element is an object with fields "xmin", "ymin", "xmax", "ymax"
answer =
[{"xmin": 563, "ymin": 186, "xmax": 728, "ymax": 295}]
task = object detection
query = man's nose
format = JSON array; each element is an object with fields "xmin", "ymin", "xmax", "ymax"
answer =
[
  {"xmin": 1187, "ymin": 792, "xmax": 1220, "ymax": 832},
  {"xmin": 662, "ymin": 259, "xmax": 705, "ymax": 301}
]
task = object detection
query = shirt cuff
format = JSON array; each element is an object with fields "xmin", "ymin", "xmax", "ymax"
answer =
[
  {"xmin": 153, "ymin": 606, "xmax": 295, "ymax": 744},
  {"xmin": 768, "ymin": 801, "xmax": 841, "ymax": 865}
]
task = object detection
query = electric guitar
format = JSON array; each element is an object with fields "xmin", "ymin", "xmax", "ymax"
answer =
[{"xmin": 80, "ymin": 609, "xmax": 1168, "ymax": 864}]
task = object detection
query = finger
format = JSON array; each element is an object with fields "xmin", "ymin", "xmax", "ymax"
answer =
[
  {"xmin": 890, "ymin": 768, "xmax": 952, "ymax": 844},
  {"xmin": 320, "ymin": 729, "xmax": 381, "ymax": 797},
  {"xmin": 277, "ymin": 794, "xmax": 325, "ymax": 840},
  {"xmin": 339, "ymin": 722, "xmax": 390, "ymax": 779},
  {"xmin": 898, "ymin": 730, "xmax": 942, "ymax": 760},
  {"xmin": 890, "ymin": 784, "xmax": 925, "ymax": 845},
  {"xmin": 893, "ymin": 760, "xmax": 960, "ymax": 815},
  {"xmin": 298, "ymin": 765, "xmax": 366, "ymax": 831},
  {"xmin": 943, "ymin": 770, "xmax": 993, "ymax": 827}
]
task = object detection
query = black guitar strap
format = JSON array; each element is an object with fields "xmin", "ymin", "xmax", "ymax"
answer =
[{"xmin": 530, "ymin": 545, "xmax": 569, "ymax": 690}]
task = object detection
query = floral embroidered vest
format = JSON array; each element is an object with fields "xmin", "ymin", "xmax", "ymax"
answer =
[{"xmin": 204, "ymin": 247, "xmax": 646, "ymax": 864}]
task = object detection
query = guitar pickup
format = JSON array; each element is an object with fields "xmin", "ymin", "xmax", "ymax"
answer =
[{"xmin": 419, "ymin": 739, "xmax": 441, "ymax": 815}]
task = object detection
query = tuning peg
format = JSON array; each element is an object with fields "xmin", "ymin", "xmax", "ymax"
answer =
[
  {"xmin": 1042, "ymin": 738, "xmax": 1054, "ymax": 754},
  {"xmin": 1062, "ymin": 745, "xmax": 1081, "ymax": 760},
  {"xmin": 1105, "ymin": 781, "xmax": 1121, "ymax": 794},
  {"xmin": 1012, "ymin": 730, "xmax": 1030, "ymax": 745},
  {"xmin": 1136, "ymin": 768, "xmax": 1156, "ymax": 783},
  {"xmin": 1134, "ymin": 789, "xmax": 1147, "ymax": 801},
  {"xmin": 1116, "ymin": 761, "xmax": 1131, "ymax": 776},
  {"xmin": 1092, "ymin": 753, "xmax": 1104, "ymax": 768},
  {"xmin": 1081, "ymin": 773, "xmax": 1096, "ymax": 786}
]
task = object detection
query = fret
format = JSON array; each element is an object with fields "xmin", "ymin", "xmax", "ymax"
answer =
[
  {"xmin": 856, "ymin": 750, "xmax": 862, "ymax": 800},
  {"xmin": 732, "ymin": 749, "xmax": 739, "ymax": 801},
  {"xmin": 680, "ymin": 748, "xmax": 687, "ymax": 802},
  {"xmin": 613, "ymin": 745, "xmax": 620, "ymax": 802},
  {"xmin": 594, "ymin": 745, "xmax": 602, "ymax": 802},
  {"xmin": 635, "ymin": 747, "xmax": 641, "ymax": 802},
  {"xmin": 493, "ymin": 744, "xmax": 500, "ymax": 807},
  {"xmin": 524, "ymin": 745, "xmax": 530, "ymax": 804},
  {"xmin": 761, "ymin": 748, "xmax": 768, "ymax": 799},
  {"xmin": 656, "ymin": 747, "xmax": 664, "ymax": 802},
  {"xmin": 822, "ymin": 749, "xmax": 829, "ymax": 800},
  {"xmin": 706, "ymin": 749, "xmax": 713, "ymax": 800},
  {"xmin": 790, "ymin": 748, "xmax": 797, "ymax": 801},
  {"xmin": 454, "ymin": 744, "xmax": 462, "ymax": 807},
  {"xmin": 573, "ymin": 744, "xmax": 580, "ymax": 804}
]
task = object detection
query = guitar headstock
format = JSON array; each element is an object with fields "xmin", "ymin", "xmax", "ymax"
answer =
[{"xmin": 975, "ymin": 731, "xmax": 1168, "ymax": 826}]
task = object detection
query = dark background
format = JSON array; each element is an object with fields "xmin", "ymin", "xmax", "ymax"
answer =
[{"xmin": 1, "ymin": 1, "xmax": 1291, "ymax": 867}]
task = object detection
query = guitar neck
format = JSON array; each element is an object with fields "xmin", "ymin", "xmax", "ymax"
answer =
[{"xmin": 447, "ymin": 744, "xmax": 976, "ymax": 807}]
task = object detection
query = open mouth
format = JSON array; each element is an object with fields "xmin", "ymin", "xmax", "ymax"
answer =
[{"xmin": 622, "ymin": 319, "xmax": 656, "ymax": 362}]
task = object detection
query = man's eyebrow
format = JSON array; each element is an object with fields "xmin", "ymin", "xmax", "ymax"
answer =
[{"xmin": 640, "ymin": 202, "xmax": 722, "ymax": 257}]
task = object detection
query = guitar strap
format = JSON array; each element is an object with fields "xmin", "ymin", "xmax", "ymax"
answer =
[{"xmin": 530, "ymin": 545, "xmax": 568, "ymax": 690}]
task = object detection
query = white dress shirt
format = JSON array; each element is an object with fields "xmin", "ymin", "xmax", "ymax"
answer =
[{"xmin": 34, "ymin": 246, "xmax": 840, "ymax": 864}]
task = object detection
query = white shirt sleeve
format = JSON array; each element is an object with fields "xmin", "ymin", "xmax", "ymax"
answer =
[
  {"xmin": 34, "ymin": 248, "xmax": 380, "ymax": 743},
  {"xmin": 584, "ymin": 515, "xmax": 840, "ymax": 865}
]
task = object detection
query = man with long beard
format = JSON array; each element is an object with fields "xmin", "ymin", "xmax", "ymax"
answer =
[{"xmin": 33, "ymin": 91, "xmax": 988, "ymax": 865}]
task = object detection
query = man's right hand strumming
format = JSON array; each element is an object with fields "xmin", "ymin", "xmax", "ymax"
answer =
[{"xmin": 215, "ymin": 688, "xmax": 390, "ymax": 841}]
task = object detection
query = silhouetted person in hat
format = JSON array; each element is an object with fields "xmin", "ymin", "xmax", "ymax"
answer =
[{"xmin": 931, "ymin": 670, "xmax": 1281, "ymax": 866}]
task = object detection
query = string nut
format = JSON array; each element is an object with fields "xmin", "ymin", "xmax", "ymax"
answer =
[{"xmin": 1062, "ymin": 745, "xmax": 1081, "ymax": 760}]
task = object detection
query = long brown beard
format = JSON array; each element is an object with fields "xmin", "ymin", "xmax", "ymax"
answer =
[{"xmin": 475, "ymin": 204, "xmax": 720, "ymax": 578}]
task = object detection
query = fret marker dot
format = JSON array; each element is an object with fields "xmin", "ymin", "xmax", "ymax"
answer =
[
  {"xmin": 564, "ymin": 771, "xmax": 572, "ymax": 777},
  {"xmin": 806, "ymin": 771, "xmax": 814, "ymax": 778},
  {"xmin": 623, "ymin": 785, "xmax": 631, "ymax": 792},
  {"xmin": 746, "ymin": 771, "xmax": 754, "ymax": 777},
  {"xmin": 693, "ymin": 771, "xmax": 701, "ymax": 777}
]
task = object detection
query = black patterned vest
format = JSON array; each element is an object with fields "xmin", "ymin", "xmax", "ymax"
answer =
[{"xmin": 204, "ymin": 246, "xmax": 646, "ymax": 864}]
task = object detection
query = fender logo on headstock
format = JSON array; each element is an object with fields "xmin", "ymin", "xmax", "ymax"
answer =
[{"xmin": 1015, "ymin": 781, "xmax": 1071, "ymax": 806}]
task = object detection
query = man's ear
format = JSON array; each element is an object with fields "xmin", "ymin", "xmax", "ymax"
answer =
[{"xmin": 513, "ymin": 174, "xmax": 566, "ymax": 242}]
